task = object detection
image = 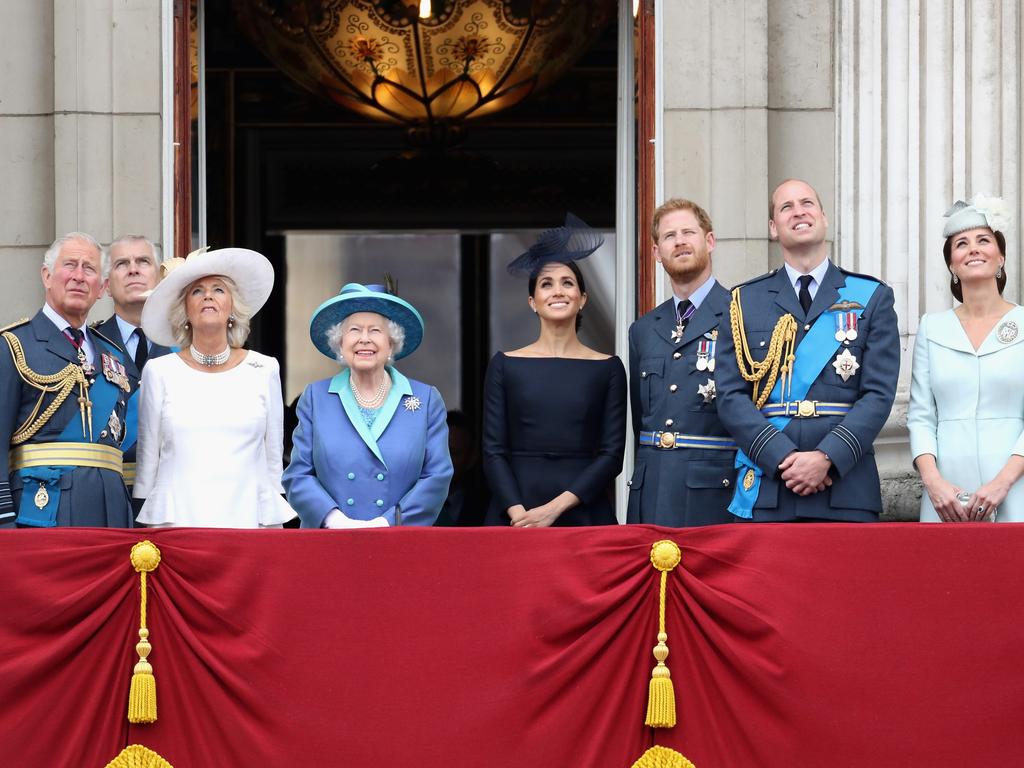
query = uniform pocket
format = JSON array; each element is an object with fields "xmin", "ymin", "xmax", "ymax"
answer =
[
  {"xmin": 638, "ymin": 357, "xmax": 664, "ymax": 413},
  {"xmin": 684, "ymin": 461, "xmax": 735, "ymax": 523}
]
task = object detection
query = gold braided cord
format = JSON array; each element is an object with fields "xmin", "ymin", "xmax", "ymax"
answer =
[
  {"xmin": 2, "ymin": 331, "xmax": 89, "ymax": 445},
  {"xmin": 728, "ymin": 288, "xmax": 798, "ymax": 409},
  {"xmin": 104, "ymin": 744, "xmax": 174, "ymax": 768}
]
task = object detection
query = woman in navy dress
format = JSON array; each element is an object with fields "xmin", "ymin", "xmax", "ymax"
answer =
[{"xmin": 483, "ymin": 215, "xmax": 626, "ymax": 527}]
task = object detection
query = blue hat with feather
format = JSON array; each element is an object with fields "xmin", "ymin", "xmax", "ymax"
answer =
[{"xmin": 309, "ymin": 281, "xmax": 424, "ymax": 361}]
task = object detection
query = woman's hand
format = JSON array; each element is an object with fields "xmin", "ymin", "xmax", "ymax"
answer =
[
  {"xmin": 967, "ymin": 479, "xmax": 1011, "ymax": 521},
  {"xmin": 510, "ymin": 492, "xmax": 580, "ymax": 528},
  {"xmin": 920, "ymin": 473, "xmax": 967, "ymax": 522}
]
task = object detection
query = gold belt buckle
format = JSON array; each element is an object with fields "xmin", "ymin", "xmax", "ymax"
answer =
[
  {"xmin": 658, "ymin": 431, "xmax": 677, "ymax": 449},
  {"xmin": 796, "ymin": 400, "xmax": 816, "ymax": 418}
]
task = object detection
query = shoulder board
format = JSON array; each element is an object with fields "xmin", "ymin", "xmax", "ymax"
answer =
[
  {"xmin": 90, "ymin": 324, "xmax": 122, "ymax": 349},
  {"xmin": 836, "ymin": 265, "xmax": 887, "ymax": 286},
  {"xmin": 732, "ymin": 269, "xmax": 780, "ymax": 290},
  {"xmin": 0, "ymin": 317, "xmax": 29, "ymax": 334}
]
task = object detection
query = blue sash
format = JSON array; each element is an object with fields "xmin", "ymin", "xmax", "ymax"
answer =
[
  {"xmin": 728, "ymin": 276, "xmax": 879, "ymax": 518},
  {"xmin": 16, "ymin": 340, "xmax": 129, "ymax": 527}
]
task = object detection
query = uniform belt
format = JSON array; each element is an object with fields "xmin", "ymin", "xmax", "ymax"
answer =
[
  {"xmin": 9, "ymin": 442, "xmax": 124, "ymax": 475},
  {"xmin": 639, "ymin": 431, "xmax": 738, "ymax": 451},
  {"xmin": 123, "ymin": 461, "xmax": 136, "ymax": 485},
  {"xmin": 759, "ymin": 401, "xmax": 854, "ymax": 418}
]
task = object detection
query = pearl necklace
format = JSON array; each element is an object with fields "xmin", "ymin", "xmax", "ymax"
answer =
[
  {"xmin": 350, "ymin": 374, "xmax": 389, "ymax": 408},
  {"xmin": 190, "ymin": 344, "xmax": 231, "ymax": 367}
]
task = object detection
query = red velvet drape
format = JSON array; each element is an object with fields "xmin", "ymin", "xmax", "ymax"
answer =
[{"xmin": 1, "ymin": 525, "xmax": 1022, "ymax": 767}]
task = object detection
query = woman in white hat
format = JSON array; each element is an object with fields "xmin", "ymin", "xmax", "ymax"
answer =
[
  {"xmin": 133, "ymin": 248, "xmax": 296, "ymax": 527},
  {"xmin": 909, "ymin": 196, "xmax": 1024, "ymax": 522},
  {"xmin": 282, "ymin": 282, "xmax": 452, "ymax": 528}
]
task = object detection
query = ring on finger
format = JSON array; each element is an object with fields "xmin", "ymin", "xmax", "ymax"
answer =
[{"xmin": 977, "ymin": 505, "xmax": 986, "ymax": 514}]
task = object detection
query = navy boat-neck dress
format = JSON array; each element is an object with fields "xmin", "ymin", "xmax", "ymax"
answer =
[{"xmin": 482, "ymin": 352, "xmax": 626, "ymax": 526}]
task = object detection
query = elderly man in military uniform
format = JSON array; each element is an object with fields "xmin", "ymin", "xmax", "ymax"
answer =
[
  {"xmin": 0, "ymin": 232, "xmax": 137, "ymax": 528},
  {"xmin": 94, "ymin": 234, "xmax": 170, "ymax": 496},
  {"xmin": 714, "ymin": 179, "xmax": 899, "ymax": 522},
  {"xmin": 626, "ymin": 199, "xmax": 738, "ymax": 526}
]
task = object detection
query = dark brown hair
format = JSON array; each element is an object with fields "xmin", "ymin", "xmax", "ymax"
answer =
[
  {"xmin": 528, "ymin": 260, "xmax": 587, "ymax": 331},
  {"xmin": 942, "ymin": 229, "xmax": 1007, "ymax": 302}
]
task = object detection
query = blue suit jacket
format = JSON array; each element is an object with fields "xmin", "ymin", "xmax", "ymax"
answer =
[
  {"xmin": 626, "ymin": 281, "xmax": 736, "ymax": 526},
  {"xmin": 0, "ymin": 310, "xmax": 138, "ymax": 527},
  {"xmin": 714, "ymin": 262, "xmax": 899, "ymax": 521},
  {"xmin": 283, "ymin": 368, "xmax": 453, "ymax": 527}
]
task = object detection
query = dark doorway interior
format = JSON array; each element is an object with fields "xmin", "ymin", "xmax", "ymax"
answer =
[{"xmin": 200, "ymin": 2, "xmax": 618, "ymax": 433}]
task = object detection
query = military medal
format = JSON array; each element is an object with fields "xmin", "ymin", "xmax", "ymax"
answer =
[
  {"xmin": 997, "ymin": 321, "xmax": 1018, "ymax": 344},
  {"xmin": 832, "ymin": 348, "xmax": 860, "ymax": 381},
  {"xmin": 671, "ymin": 324, "xmax": 684, "ymax": 343},
  {"xmin": 834, "ymin": 312, "xmax": 859, "ymax": 344},
  {"xmin": 107, "ymin": 411, "xmax": 122, "ymax": 443},
  {"xmin": 707, "ymin": 330, "xmax": 718, "ymax": 372},
  {"xmin": 101, "ymin": 353, "xmax": 131, "ymax": 392},
  {"xmin": 742, "ymin": 468, "xmax": 756, "ymax": 491},
  {"xmin": 696, "ymin": 340, "xmax": 710, "ymax": 371},
  {"xmin": 403, "ymin": 395, "xmax": 422, "ymax": 411},
  {"xmin": 697, "ymin": 378, "xmax": 716, "ymax": 403},
  {"xmin": 34, "ymin": 483, "xmax": 49, "ymax": 510}
]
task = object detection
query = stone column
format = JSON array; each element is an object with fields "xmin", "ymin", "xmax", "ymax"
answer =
[
  {"xmin": 0, "ymin": 0, "xmax": 165, "ymax": 323},
  {"xmin": 836, "ymin": 0, "xmax": 1022, "ymax": 518}
]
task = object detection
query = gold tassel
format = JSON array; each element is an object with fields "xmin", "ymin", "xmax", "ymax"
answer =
[
  {"xmin": 645, "ymin": 540, "xmax": 682, "ymax": 728},
  {"xmin": 630, "ymin": 745, "xmax": 697, "ymax": 768},
  {"xmin": 104, "ymin": 744, "xmax": 174, "ymax": 768},
  {"xmin": 128, "ymin": 540, "xmax": 162, "ymax": 724}
]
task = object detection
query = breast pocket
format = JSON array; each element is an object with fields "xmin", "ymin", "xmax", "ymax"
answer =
[{"xmin": 638, "ymin": 357, "xmax": 664, "ymax": 413}]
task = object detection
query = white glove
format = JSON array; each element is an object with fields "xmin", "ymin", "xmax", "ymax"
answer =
[{"xmin": 323, "ymin": 508, "xmax": 390, "ymax": 529}]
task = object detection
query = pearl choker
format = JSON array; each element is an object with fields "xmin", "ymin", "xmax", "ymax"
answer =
[
  {"xmin": 190, "ymin": 344, "xmax": 231, "ymax": 367},
  {"xmin": 350, "ymin": 374, "xmax": 389, "ymax": 408}
]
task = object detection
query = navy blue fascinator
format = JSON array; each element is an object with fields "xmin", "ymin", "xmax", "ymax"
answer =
[{"xmin": 506, "ymin": 213, "xmax": 604, "ymax": 274}]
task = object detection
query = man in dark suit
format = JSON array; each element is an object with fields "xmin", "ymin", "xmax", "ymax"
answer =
[
  {"xmin": 627, "ymin": 199, "xmax": 738, "ymax": 526},
  {"xmin": 714, "ymin": 179, "xmax": 899, "ymax": 521},
  {"xmin": 0, "ymin": 232, "xmax": 137, "ymax": 527},
  {"xmin": 94, "ymin": 235, "xmax": 170, "ymax": 497}
]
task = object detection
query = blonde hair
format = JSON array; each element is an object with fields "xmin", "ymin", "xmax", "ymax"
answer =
[{"xmin": 168, "ymin": 275, "xmax": 252, "ymax": 348}]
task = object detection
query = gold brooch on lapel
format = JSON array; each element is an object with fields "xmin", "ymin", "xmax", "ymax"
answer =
[{"xmin": 403, "ymin": 395, "xmax": 422, "ymax": 411}]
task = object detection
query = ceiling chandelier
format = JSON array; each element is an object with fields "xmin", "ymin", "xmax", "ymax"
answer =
[{"xmin": 232, "ymin": 0, "xmax": 615, "ymax": 142}]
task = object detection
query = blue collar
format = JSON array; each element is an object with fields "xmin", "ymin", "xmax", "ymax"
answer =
[
  {"xmin": 673, "ymin": 274, "xmax": 716, "ymax": 313},
  {"xmin": 328, "ymin": 367, "xmax": 414, "ymax": 466}
]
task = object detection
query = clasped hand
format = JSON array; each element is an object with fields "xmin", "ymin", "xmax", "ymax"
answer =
[{"xmin": 778, "ymin": 450, "xmax": 832, "ymax": 496}]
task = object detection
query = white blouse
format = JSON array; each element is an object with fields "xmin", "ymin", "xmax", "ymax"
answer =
[{"xmin": 134, "ymin": 351, "xmax": 296, "ymax": 527}]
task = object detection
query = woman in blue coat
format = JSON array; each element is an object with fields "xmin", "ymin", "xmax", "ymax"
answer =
[{"xmin": 283, "ymin": 283, "xmax": 453, "ymax": 527}]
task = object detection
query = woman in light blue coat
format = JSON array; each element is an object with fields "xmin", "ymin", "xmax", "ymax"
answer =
[
  {"xmin": 283, "ymin": 283, "xmax": 453, "ymax": 527},
  {"xmin": 909, "ymin": 196, "xmax": 1024, "ymax": 522}
]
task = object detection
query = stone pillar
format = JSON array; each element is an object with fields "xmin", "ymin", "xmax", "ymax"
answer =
[
  {"xmin": 836, "ymin": 0, "xmax": 1022, "ymax": 518},
  {"xmin": 0, "ymin": 0, "xmax": 165, "ymax": 323}
]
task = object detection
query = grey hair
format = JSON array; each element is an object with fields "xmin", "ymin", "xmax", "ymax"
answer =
[
  {"xmin": 43, "ymin": 232, "xmax": 107, "ymax": 276},
  {"xmin": 325, "ymin": 316, "xmax": 405, "ymax": 367},
  {"xmin": 168, "ymin": 275, "xmax": 252, "ymax": 348},
  {"xmin": 105, "ymin": 234, "xmax": 163, "ymax": 279}
]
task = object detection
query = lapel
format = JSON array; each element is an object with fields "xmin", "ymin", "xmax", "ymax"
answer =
[
  {"xmin": 770, "ymin": 267, "xmax": 805, "ymax": 320},
  {"xmin": 652, "ymin": 298, "xmax": 681, "ymax": 347},
  {"xmin": 977, "ymin": 305, "xmax": 1024, "ymax": 357},
  {"xmin": 805, "ymin": 262, "xmax": 843, "ymax": 326},
  {"xmin": 93, "ymin": 316, "xmax": 127, "ymax": 353},
  {"xmin": 680, "ymin": 280, "xmax": 728, "ymax": 347},
  {"xmin": 33, "ymin": 309, "xmax": 79, "ymax": 366},
  {"xmin": 328, "ymin": 367, "xmax": 415, "ymax": 467},
  {"xmin": 926, "ymin": 309, "xmax": 976, "ymax": 355}
]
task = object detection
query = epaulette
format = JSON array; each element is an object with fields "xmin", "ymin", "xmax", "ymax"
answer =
[
  {"xmin": 730, "ymin": 268, "xmax": 780, "ymax": 291},
  {"xmin": 0, "ymin": 317, "xmax": 29, "ymax": 334},
  {"xmin": 837, "ymin": 265, "xmax": 888, "ymax": 286}
]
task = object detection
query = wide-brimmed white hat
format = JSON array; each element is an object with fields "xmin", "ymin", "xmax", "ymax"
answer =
[{"xmin": 141, "ymin": 247, "xmax": 274, "ymax": 346}]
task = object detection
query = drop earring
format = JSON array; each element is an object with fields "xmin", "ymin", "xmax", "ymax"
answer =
[
  {"xmin": 952, "ymin": 273, "xmax": 959, "ymax": 285},
  {"xmin": 997, "ymin": 265, "xmax": 1004, "ymax": 279}
]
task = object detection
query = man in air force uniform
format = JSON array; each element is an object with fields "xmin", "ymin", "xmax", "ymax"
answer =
[
  {"xmin": 714, "ymin": 179, "xmax": 900, "ymax": 521},
  {"xmin": 0, "ymin": 233, "xmax": 138, "ymax": 528},
  {"xmin": 627, "ymin": 199, "xmax": 738, "ymax": 526}
]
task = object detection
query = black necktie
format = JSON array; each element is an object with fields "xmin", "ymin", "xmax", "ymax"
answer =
[
  {"xmin": 134, "ymin": 329, "xmax": 149, "ymax": 371},
  {"xmin": 676, "ymin": 299, "xmax": 695, "ymax": 332},
  {"xmin": 797, "ymin": 275, "xmax": 814, "ymax": 315}
]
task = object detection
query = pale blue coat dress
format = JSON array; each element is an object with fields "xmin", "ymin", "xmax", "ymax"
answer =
[{"xmin": 908, "ymin": 306, "xmax": 1024, "ymax": 521}]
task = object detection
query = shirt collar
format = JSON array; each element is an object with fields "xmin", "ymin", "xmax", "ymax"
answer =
[
  {"xmin": 783, "ymin": 258, "xmax": 830, "ymax": 292},
  {"xmin": 115, "ymin": 315, "xmax": 140, "ymax": 345},
  {"xmin": 42, "ymin": 302, "xmax": 84, "ymax": 335},
  {"xmin": 673, "ymin": 274, "xmax": 716, "ymax": 313}
]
